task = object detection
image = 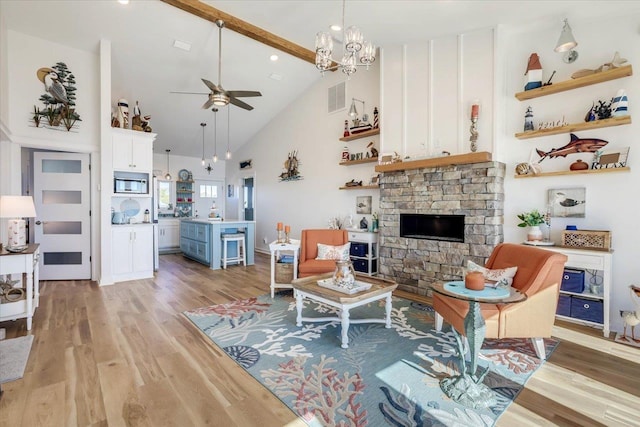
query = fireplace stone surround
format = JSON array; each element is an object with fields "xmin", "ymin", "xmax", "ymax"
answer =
[{"xmin": 378, "ymin": 160, "xmax": 505, "ymax": 295}]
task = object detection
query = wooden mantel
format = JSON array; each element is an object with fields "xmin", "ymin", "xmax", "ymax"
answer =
[{"xmin": 375, "ymin": 152, "xmax": 492, "ymax": 172}]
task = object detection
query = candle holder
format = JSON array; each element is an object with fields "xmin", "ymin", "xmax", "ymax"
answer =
[
  {"xmin": 469, "ymin": 116, "xmax": 478, "ymax": 152},
  {"xmin": 285, "ymin": 231, "xmax": 291, "ymax": 244},
  {"xmin": 277, "ymin": 229, "xmax": 284, "ymax": 244}
]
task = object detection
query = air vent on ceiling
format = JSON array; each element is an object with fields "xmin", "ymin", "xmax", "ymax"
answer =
[{"xmin": 327, "ymin": 82, "xmax": 346, "ymax": 114}]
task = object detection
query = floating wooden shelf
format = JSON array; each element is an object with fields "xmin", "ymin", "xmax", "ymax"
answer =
[
  {"xmin": 338, "ymin": 185, "xmax": 379, "ymax": 190},
  {"xmin": 514, "ymin": 166, "xmax": 629, "ymax": 179},
  {"xmin": 514, "ymin": 65, "xmax": 633, "ymax": 101},
  {"xmin": 515, "ymin": 116, "xmax": 631, "ymax": 139},
  {"xmin": 339, "ymin": 128, "xmax": 380, "ymax": 142},
  {"xmin": 339, "ymin": 157, "xmax": 378, "ymax": 166},
  {"xmin": 375, "ymin": 151, "xmax": 492, "ymax": 173}
]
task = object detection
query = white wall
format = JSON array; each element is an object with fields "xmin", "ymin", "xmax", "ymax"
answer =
[
  {"xmin": 381, "ymin": 28, "xmax": 496, "ymax": 157},
  {"xmin": 227, "ymin": 63, "xmax": 380, "ymax": 252},
  {"xmin": 501, "ymin": 13, "xmax": 640, "ymax": 332}
]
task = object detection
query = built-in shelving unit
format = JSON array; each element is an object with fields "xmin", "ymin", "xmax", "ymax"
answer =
[
  {"xmin": 515, "ymin": 116, "xmax": 631, "ymax": 139},
  {"xmin": 339, "ymin": 185, "xmax": 379, "ymax": 190},
  {"xmin": 339, "ymin": 157, "xmax": 378, "ymax": 166},
  {"xmin": 339, "ymin": 128, "xmax": 380, "ymax": 142},
  {"xmin": 176, "ymin": 180, "xmax": 194, "ymax": 215},
  {"xmin": 514, "ymin": 65, "xmax": 633, "ymax": 101},
  {"xmin": 514, "ymin": 166, "xmax": 630, "ymax": 179}
]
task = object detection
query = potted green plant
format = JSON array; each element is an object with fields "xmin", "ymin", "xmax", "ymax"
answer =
[{"xmin": 517, "ymin": 209, "xmax": 545, "ymax": 241}]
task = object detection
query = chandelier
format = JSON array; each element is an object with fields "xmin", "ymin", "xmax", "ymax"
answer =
[{"xmin": 314, "ymin": 0, "xmax": 375, "ymax": 77}]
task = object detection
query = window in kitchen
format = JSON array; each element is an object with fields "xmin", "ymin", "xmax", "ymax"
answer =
[
  {"xmin": 158, "ymin": 180, "xmax": 172, "ymax": 210},
  {"xmin": 199, "ymin": 184, "xmax": 218, "ymax": 198}
]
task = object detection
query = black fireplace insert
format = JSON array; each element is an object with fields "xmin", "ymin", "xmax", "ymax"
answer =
[{"xmin": 400, "ymin": 214, "xmax": 465, "ymax": 242}]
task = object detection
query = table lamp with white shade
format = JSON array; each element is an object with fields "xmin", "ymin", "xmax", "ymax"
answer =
[{"xmin": 0, "ymin": 195, "xmax": 37, "ymax": 250}]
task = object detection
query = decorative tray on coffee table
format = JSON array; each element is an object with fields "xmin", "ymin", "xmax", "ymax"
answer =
[{"xmin": 317, "ymin": 279, "xmax": 372, "ymax": 294}]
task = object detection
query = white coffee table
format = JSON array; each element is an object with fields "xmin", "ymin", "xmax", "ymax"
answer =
[{"xmin": 291, "ymin": 272, "xmax": 397, "ymax": 348}]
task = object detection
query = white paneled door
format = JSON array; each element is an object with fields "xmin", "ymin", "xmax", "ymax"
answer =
[{"xmin": 33, "ymin": 152, "xmax": 91, "ymax": 280}]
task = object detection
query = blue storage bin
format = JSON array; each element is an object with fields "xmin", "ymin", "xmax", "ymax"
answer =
[
  {"xmin": 556, "ymin": 294, "xmax": 571, "ymax": 316},
  {"xmin": 570, "ymin": 296, "xmax": 603, "ymax": 323},
  {"xmin": 561, "ymin": 268, "xmax": 585, "ymax": 293},
  {"xmin": 350, "ymin": 243, "xmax": 368, "ymax": 257},
  {"xmin": 352, "ymin": 258, "xmax": 376, "ymax": 273}
]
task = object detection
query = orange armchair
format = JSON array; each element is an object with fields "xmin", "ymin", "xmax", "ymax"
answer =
[
  {"xmin": 433, "ymin": 243, "xmax": 568, "ymax": 359},
  {"xmin": 298, "ymin": 229, "xmax": 349, "ymax": 278}
]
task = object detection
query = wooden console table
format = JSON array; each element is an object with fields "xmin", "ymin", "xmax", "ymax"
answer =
[{"xmin": 0, "ymin": 244, "xmax": 40, "ymax": 330}]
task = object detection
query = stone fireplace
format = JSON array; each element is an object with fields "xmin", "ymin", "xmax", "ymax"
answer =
[{"xmin": 377, "ymin": 156, "xmax": 505, "ymax": 295}]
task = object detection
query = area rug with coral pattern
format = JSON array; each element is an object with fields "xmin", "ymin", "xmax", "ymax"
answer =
[{"xmin": 183, "ymin": 294, "xmax": 557, "ymax": 426}]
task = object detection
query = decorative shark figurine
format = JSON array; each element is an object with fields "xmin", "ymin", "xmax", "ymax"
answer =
[{"xmin": 536, "ymin": 134, "xmax": 608, "ymax": 161}]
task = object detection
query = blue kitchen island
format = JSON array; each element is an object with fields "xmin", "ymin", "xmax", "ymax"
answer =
[{"xmin": 180, "ymin": 219, "xmax": 255, "ymax": 270}]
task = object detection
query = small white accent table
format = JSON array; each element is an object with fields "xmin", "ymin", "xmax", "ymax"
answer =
[
  {"xmin": 292, "ymin": 272, "xmax": 398, "ymax": 348},
  {"xmin": 269, "ymin": 239, "xmax": 300, "ymax": 298},
  {"xmin": 0, "ymin": 244, "xmax": 40, "ymax": 331}
]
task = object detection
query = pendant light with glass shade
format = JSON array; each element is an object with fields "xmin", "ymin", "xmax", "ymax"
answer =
[
  {"xmin": 164, "ymin": 149, "xmax": 172, "ymax": 180},
  {"xmin": 200, "ymin": 122, "xmax": 207, "ymax": 166},
  {"xmin": 226, "ymin": 107, "xmax": 231, "ymax": 160},
  {"xmin": 212, "ymin": 107, "xmax": 218, "ymax": 163}
]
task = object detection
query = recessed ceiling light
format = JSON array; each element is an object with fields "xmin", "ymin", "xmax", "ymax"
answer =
[
  {"xmin": 269, "ymin": 73, "xmax": 283, "ymax": 81},
  {"xmin": 270, "ymin": 54, "xmax": 279, "ymax": 61},
  {"xmin": 330, "ymin": 24, "xmax": 341, "ymax": 32},
  {"xmin": 118, "ymin": 0, "xmax": 130, "ymax": 5},
  {"xmin": 173, "ymin": 39, "xmax": 191, "ymax": 51}
]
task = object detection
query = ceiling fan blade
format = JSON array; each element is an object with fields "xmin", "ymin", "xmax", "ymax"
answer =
[
  {"xmin": 201, "ymin": 78, "xmax": 220, "ymax": 92},
  {"xmin": 229, "ymin": 96, "xmax": 253, "ymax": 111},
  {"xmin": 227, "ymin": 90, "xmax": 262, "ymax": 98},
  {"xmin": 170, "ymin": 91, "xmax": 210, "ymax": 95},
  {"xmin": 202, "ymin": 97, "xmax": 216, "ymax": 109}
]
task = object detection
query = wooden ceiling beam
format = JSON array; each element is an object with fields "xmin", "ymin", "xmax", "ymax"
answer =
[{"xmin": 161, "ymin": 0, "xmax": 317, "ymax": 65}]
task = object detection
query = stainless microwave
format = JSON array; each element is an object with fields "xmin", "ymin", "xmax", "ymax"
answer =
[{"xmin": 114, "ymin": 174, "xmax": 148, "ymax": 194}]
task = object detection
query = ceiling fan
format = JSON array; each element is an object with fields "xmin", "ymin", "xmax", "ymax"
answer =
[{"xmin": 173, "ymin": 19, "xmax": 262, "ymax": 111}]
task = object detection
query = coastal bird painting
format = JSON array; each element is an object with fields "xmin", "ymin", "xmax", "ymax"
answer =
[
  {"xmin": 547, "ymin": 188, "xmax": 586, "ymax": 218},
  {"xmin": 536, "ymin": 134, "xmax": 608, "ymax": 161},
  {"xmin": 37, "ymin": 67, "xmax": 68, "ymax": 104}
]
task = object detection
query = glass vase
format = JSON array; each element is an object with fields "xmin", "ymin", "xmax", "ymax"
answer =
[{"xmin": 333, "ymin": 260, "xmax": 356, "ymax": 288}]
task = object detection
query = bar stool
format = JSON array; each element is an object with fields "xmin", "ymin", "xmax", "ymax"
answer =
[{"xmin": 221, "ymin": 233, "xmax": 246, "ymax": 268}]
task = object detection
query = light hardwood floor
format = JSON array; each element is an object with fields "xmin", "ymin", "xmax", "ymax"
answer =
[{"xmin": 1, "ymin": 253, "xmax": 639, "ymax": 427}]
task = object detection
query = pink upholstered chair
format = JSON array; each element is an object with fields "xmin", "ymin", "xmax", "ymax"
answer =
[
  {"xmin": 298, "ymin": 229, "xmax": 349, "ymax": 278},
  {"xmin": 433, "ymin": 243, "xmax": 568, "ymax": 359}
]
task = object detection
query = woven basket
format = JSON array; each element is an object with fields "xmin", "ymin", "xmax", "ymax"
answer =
[
  {"xmin": 275, "ymin": 262, "xmax": 294, "ymax": 283},
  {"xmin": 561, "ymin": 230, "xmax": 611, "ymax": 251}
]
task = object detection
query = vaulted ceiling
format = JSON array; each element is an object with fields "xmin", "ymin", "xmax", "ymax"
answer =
[{"xmin": 3, "ymin": 1, "xmax": 639, "ymax": 158}]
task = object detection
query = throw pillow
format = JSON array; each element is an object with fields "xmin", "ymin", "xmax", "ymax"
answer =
[
  {"xmin": 467, "ymin": 260, "xmax": 518, "ymax": 288},
  {"xmin": 316, "ymin": 242, "xmax": 351, "ymax": 261}
]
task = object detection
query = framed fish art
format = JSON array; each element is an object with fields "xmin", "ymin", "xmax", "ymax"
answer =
[
  {"xmin": 536, "ymin": 133, "xmax": 608, "ymax": 162},
  {"xmin": 547, "ymin": 187, "xmax": 586, "ymax": 218}
]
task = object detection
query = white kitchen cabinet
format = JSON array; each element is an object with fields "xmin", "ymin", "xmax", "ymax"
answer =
[
  {"xmin": 112, "ymin": 128, "xmax": 155, "ymax": 172},
  {"xmin": 158, "ymin": 219, "xmax": 180, "ymax": 252},
  {"xmin": 112, "ymin": 225, "xmax": 154, "ymax": 282}
]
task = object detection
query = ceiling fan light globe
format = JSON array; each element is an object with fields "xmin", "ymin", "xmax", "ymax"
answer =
[{"xmin": 212, "ymin": 92, "xmax": 230, "ymax": 106}]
